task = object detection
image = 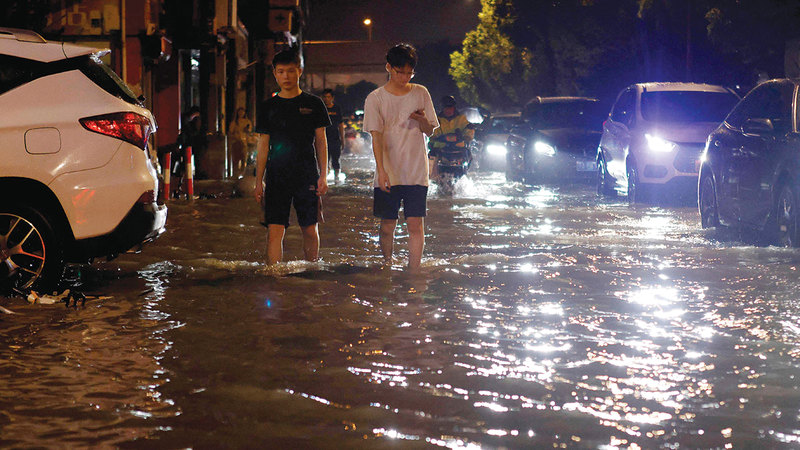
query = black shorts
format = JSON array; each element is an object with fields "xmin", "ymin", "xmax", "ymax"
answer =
[
  {"xmin": 263, "ymin": 182, "xmax": 319, "ymax": 228},
  {"xmin": 373, "ymin": 185, "xmax": 428, "ymax": 220}
]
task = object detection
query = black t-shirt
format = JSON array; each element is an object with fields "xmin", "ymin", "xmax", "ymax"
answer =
[
  {"xmin": 255, "ymin": 92, "xmax": 330, "ymax": 186},
  {"xmin": 325, "ymin": 103, "xmax": 342, "ymax": 144}
]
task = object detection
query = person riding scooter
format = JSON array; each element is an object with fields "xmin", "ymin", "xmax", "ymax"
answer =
[{"xmin": 429, "ymin": 96, "xmax": 473, "ymax": 178}]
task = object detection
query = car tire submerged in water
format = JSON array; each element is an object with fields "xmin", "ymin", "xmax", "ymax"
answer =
[
  {"xmin": 0, "ymin": 205, "xmax": 64, "ymax": 293},
  {"xmin": 776, "ymin": 184, "xmax": 800, "ymax": 247},
  {"xmin": 627, "ymin": 163, "xmax": 639, "ymax": 204},
  {"xmin": 596, "ymin": 156, "xmax": 615, "ymax": 197},
  {"xmin": 699, "ymin": 173, "xmax": 720, "ymax": 228}
]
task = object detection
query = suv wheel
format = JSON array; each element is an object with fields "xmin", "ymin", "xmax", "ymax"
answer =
[
  {"xmin": 0, "ymin": 205, "xmax": 64, "ymax": 293},
  {"xmin": 596, "ymin": 155, "xmax": 615, "ymax": 197},
  {"xmin": 627, "ymin": 163, "xmax": 639, "ymax": 204},
  {"xmin": 777, "ymin": 185, "xmax": 799, "ymax": 247},
  {"xmin": 699, "ymin": 173, "xmax": 720, "ymax": 228}
]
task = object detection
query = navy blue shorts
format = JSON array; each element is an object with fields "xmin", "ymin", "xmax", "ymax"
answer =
[
  {"xmin": 263, "ymin": 182, "xmax": 319, "ymax": 228},
  {"xmin": 373, "ymin": 185, "xmax": 428, "ymax": 220}
]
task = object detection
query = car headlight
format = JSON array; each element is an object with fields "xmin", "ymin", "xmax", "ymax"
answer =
[
  {"xmin": 486, "ymin": 143, "xmax": 507, "ymax": 156},
  {"xmin": 534, "ymin": 141, "xmax": 556, "ymax": 157},
  {"xmin": 645, "ymin": 134, "xmax": 677, "ymax": 153}
]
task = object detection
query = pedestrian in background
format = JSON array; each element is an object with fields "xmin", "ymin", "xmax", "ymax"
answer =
[
  {"xmin": 321, "ymin": 88, "xmax": 345, "ymax": 182},
  {"xmin": 363, "ymin": 43, "xmax": 439, "ymax": 272},
  {"xmin": 253, "ymin": 48, "xmax": 330, "ymax": 265},
  {"xmin": 228, "ymin": 107, "xmax": 253, "ymax": 178}
]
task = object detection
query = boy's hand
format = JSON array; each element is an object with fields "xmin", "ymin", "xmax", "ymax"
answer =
[
  {"xmin": 409, "ymin": 109, "xmax": 426, "ymax": 122},
  {"xmin": 317, "ymin": 176, "xmax": 328, "ymax": 196},
  {"xmin": 377, "ymin": 169, "xmax": 391, "ymax": 193}
]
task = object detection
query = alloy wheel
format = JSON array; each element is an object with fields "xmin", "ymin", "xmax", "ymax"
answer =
[{"xmin": 0, "ymin": 213, "xmax": 47, "ymax": 290}]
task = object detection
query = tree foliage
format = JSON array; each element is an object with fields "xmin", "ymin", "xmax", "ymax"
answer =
[
  {"xmin": 452, "ymin": 0, "xmax": 800, "ymax": 112},
  {"xmin": 703, "ymin": 0, "xmax": 800, "ymax": 79},
  {"xmin": 448, "ymin": 0, "xmax": 534, "ymax": 110}
]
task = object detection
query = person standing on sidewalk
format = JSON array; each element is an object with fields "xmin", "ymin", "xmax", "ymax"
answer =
[
  {"xmin": 253, "ymin": 48, "xmax": 330, "ymax": 265},
  {"xmin": 363, "ymin": 43, "xmax": 439, "ymax": 272},
  {"xmin": 321, "ymin": 89, "xmax": 345, "ymax": 182}
]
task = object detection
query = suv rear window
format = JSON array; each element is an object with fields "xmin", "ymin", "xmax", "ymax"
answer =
[
  {"xmin": 641, "ymin": 91, "xmax": 739, "ymax": 123},
  {"xmin": 74, "ymin": 55, "xmax": 141, "ymax": 105},
  {"xmin": 0, "ymin": 53, "xmax": 140, "ymax": 105},
  {"xmin": 0, "ymin": 55, "xmax": 44, "ymax": 94}
]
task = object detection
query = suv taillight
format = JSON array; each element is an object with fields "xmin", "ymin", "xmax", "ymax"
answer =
[{"xmin": 80, "ymin": 112, "xmax": 153, "ymax": 150}]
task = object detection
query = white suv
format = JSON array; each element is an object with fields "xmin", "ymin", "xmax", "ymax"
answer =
[
  {"xmin": 0, "ymin": 28, "xmax": 166, "ymax": 291},
  {"xmin": 597, "ymin": 82, "xmax": 739, "ymax": 202}
]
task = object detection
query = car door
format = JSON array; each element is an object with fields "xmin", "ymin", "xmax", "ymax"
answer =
[
  {"xmin": 730, "ymin": 81, "xmax": 795, "ymax": 226},
  {"xmin": 711, "ymin": 89, "xmax": 762, "ymax": 223},
  {"xmin": 600, "ymin": 88, "xmax": 635, "ymax": 181}
]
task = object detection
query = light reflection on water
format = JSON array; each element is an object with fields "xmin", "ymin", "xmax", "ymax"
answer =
[{"xmin": 4, "ymin": 159, "xmax": 800, "ymax": 447}]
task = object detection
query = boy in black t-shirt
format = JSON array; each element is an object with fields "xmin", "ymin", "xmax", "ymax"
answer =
[{"xmin": 253, "ymin": 49, "xmax": 331, "ymax": 265}]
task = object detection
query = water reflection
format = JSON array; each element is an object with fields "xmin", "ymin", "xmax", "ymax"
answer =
[{"xmin": 5, "ymin": 163, "xmax": 800, "ymax": 447}]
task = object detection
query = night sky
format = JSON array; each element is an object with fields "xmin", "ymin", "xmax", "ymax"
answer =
[{"xmin": 303, "ymin": 0, "xmax": 481, "ymax": 46}]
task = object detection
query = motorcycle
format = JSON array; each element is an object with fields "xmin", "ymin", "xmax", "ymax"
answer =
[{"xmin": 429, "ymin": 131, "xmax": 472, "ymax": 194}]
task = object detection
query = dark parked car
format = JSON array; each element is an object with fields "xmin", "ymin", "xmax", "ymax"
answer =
[
  {"xmin": 506, "ymin": 97, "xmax": 606, "ymax": 183},
  {"xmin": 699, "ymin": 78, "xmax": 800, "ymax": 246},
  {"xmin": 471, "ymin": 112, "xmax": 521, "ymax": 171}
]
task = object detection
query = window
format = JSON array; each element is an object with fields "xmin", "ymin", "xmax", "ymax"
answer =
[
  {"xmin": 0, "ymin": 55, "xmax": 43, "ymax": 95},
  {"xmin": 641, "ymin": 91, "xmax": 739, "ymax": 123},
  {"xmin": 610, "ymin": 89, "xmax": 635, "ymax": 125},
  {"xmin": 726, "ymin": 81, "xmax": 794, "ymax": 132}
]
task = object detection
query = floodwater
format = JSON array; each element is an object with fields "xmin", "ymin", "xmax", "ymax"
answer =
[{"xmin": 4, "ymin": 148, "xmax": 800, "ymax": 449}]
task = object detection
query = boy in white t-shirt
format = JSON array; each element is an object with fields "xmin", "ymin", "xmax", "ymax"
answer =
[{"xmin": 363, "ymin": 43, "xmax": 439, "ymax": 271}]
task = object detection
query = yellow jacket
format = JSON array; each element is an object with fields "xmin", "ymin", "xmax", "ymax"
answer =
[{"xmin": 431, "ymin": 113, "xmax": 472, "ymax": 148}]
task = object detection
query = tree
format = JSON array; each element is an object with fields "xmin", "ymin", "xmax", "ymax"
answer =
[
  {"xmin": 450, "ymin": 0, "xmax": 644, "ymax": 111},
  {"xmin": 703, "ymin": 0, "xmax": 800, "ymax": 84},
  {"xmin": 449, "ymin": 0, "xmax": 535, "ymax": 111}
]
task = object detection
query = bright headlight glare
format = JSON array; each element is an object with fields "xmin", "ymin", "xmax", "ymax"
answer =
[
  {"xmin": 486, "ymin": 144, "xmax": 507, "ymax": 156},
  {"xmin": 534, "ymin": 141, "xmax": 556, "ymax": 157},
  {"xmin": 645, "ymin": 134, "xmax": 676, "ymax": 153}
]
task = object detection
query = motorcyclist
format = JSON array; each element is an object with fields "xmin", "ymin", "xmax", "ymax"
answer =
[{"xmin": 429, "ymin": 96, "xmax": 473, "ymax": 177}]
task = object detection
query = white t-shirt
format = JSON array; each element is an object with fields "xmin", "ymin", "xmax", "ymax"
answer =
[{"xmin": 363, "ymin": 84, "xmax": 439, "ymax": 187}]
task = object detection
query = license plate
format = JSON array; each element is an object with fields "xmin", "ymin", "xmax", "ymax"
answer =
[{"xmin": 576, "ymin": 161, "xmax": 597, "ymax": 172}]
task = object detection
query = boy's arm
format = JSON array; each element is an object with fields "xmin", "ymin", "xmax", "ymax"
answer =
[
  {"xmin": 253, "ymin": 133, "xmax": 270, "ymax": 202},
  {"xmin": 315, "ymin": 127, "xmax": 329, "ymax": 195},
  {"xmin": 371, "ymin": 130, "xmax": 390, "ymax": 192},
  {"xmin": 338, "ymin": 121, "xmax": 345, "ymax": 143}
]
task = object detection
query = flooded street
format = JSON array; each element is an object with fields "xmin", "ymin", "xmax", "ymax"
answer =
[{"xmin": 4, "ymin": 150, "xmax": 800, "ymax": 448}]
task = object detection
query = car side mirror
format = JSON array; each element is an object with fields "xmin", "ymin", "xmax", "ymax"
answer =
[{"xmin": 742, "ymin": 118, "xmax": 774, "ymax": 135}]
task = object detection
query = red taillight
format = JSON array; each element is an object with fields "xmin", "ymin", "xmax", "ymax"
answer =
[{"xmin": 80, "ymin": 112, "xmax": 153, "ymax": 150}]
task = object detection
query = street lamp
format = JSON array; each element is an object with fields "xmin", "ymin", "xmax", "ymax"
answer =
[{"xmin": 363, "ymin": 18, "xmax": 373, "ymax": 42}]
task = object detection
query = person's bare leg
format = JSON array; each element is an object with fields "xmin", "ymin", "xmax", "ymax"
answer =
[
  {"xmin": 301, "ymin": 224, "xmax": 320, "ymax": 261},
  {"xmin": 406, "ymin": 216, "xmax": 425, "ymax": 272},
  {"xmin": 267, "ymin": 224, "xmax": 286, "ymax": 264},
  {"xmin": 379, "ymin": 219, "xmax": 397, "ymax": 266}
]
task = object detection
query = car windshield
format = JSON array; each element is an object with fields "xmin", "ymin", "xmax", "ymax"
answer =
[
  {"xmin": 490, "ymin": 116, "xmax": 520, "ymax": 132},
  {"xmin": 526, "ymin": 101, "xmax": 604, "ymax": 130},
  {"xmin": 641, "ymin": 90, "xmax": 738, "ymax": 123}
]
